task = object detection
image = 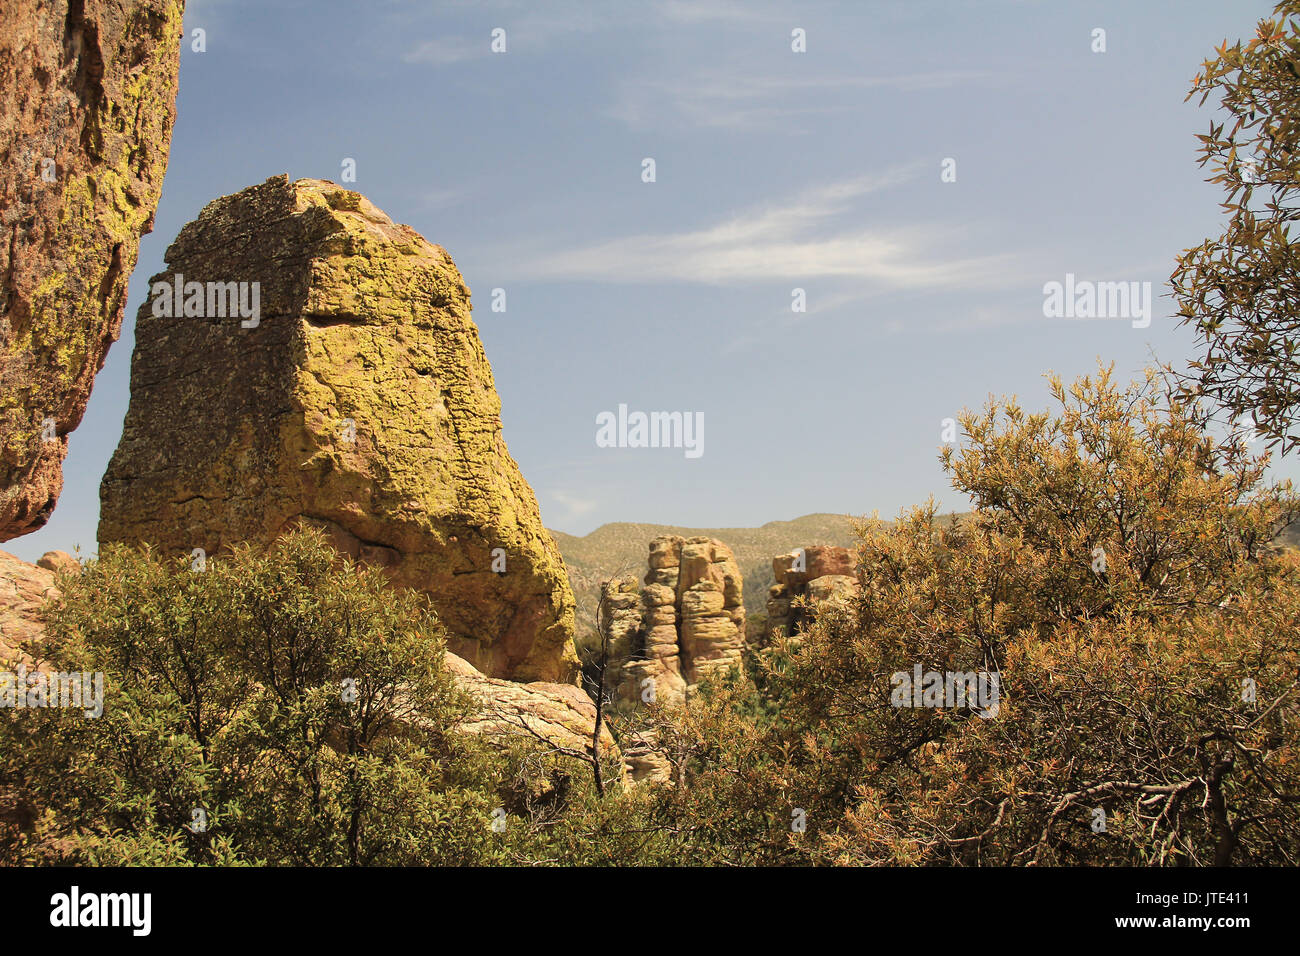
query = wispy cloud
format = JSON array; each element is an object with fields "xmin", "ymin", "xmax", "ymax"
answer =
[
  {"xmin": 403, "ymin": 36, "xmax": 480, "ymax": 66},
  {"xmin": 397, "ymin": 2, "xmax": 996, "ymax": 133},
  {"xmin": 513, "ymin": 166, "xmax": 1017, "ymax": 289},
  {"xmin": 548, "ymin": 489, "xmax": 599, "ymax": 525},
  {"xmin": 402, "ymin": 1, "xmax": 600, "ymax": 65},
  {"xmin": 416, "ymin": 187, "xmax": 468, "ymax": 210},
  {"xmin": 653, "ymin": 0, "xmax": 788, "ymax": 25},
  {"xmin": 608, "ymin": 69, "xmax": 997, "ymax": 132}
]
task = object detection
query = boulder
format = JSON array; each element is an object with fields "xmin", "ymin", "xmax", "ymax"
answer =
[
  {"xmin": 0, "ymin": 549, "xmax": 59, "ymax": 664},
  {"xmin": 443, "ymin": 652, "xmax": 620, "ymax": 766},
  {"xmin": 623, "ymin": 729, "xmax": 673, "ymax": 785},
  {"xmin": 0, "ymin": 0, "xmax": 185, "ymax": 540},
  {"xmin": 807, "ymin": 573, "xmax": 857, "ymax": 604},
  {"xmin": 36, "ymin": 550, "xmax": 80, "ymax": 577},
  {"xmin": 644, "ymin": 605, "xmax": 675, "ymax": 627},
  {"xmin": 98, "ymin": 176, "xmax": 579, "ymax": 683},
  {"xmin": 647, "ymin": 538, "xmax": 680, "ymax": 570},
  {"xmin": 642, "ymin": 584, "xmax": 675, "ymax": 607},
  {"xmin": 774, "ymin": 543, "xmax": 855, "ymax": 588}
]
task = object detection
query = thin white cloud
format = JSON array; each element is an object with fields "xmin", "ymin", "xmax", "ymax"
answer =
[
  {"xmin": 654, "ymin": 0, "xmax": 787, "ymax": 24},
  {"xmin": 513, "ymin": 167, "xmax": 1017, "ymax": 288},
  {"xmin": 403, "ymin": 36, "xmax": 479, "ymax": 65},
  {"xmin": 417, "ymin": 187, "xmax": 468, "ymax": 210},
  {"xmin": 184, "ymin": 0, "xmax": 239, "ymax": 34},
  {"xmin": 549, "ymin": 490, "xmax": 599, "ymax": 522},
  {"xmin": 402, "ymin": 2, "xmax": 601, "ymax": 65},
  {"xmin": 608, "ymin": 69, "xmax": 996, "ymax": 132}
]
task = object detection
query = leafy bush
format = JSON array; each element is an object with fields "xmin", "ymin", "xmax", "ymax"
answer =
[
  {"xmin": 6, "ymin": 367, "xmax": 1298, "ymax": 867},
  {"xmin": 1, "ymin": 530, "xmax": 595, "ymax": 865},
  {"xmin": 646, "ymin": 366, "xmax": 1300, "ymax": 865}
]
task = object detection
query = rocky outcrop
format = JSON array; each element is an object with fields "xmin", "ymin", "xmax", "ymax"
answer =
[
  {"xmin": 766, "ymin": 545, "xmax": 858, "ymax": 640},
  {"xmin": 35, "ymin": 549, "xmax": 79, "ymax": 576},
  {"xmin": 0, "ymin": 0, "xmax": 186, "ymax": 541},
  {"xmin": 597, "ymin": 577, "xmax": 644, "ymax": 696},
  {"xmin": 602, "ymin": 535, "xmax": 745, "ymax": 705},
  {"xmin": 98, "ymin": 175, "xmax": 579, "ymax": 683},
  {"xmin": 444, "ymin": 652, "xmax": 618, "ymax": 764}
]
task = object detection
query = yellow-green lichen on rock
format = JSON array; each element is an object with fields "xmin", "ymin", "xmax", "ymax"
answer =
[
  {"xmin": 0, "ymin": 0, "xmax": 186, "ymax": 540},
  {"xmin": 99, "ymin": 175, "xmax": 580, "ymax": 684}
]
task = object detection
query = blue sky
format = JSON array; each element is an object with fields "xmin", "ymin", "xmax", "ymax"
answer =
[{"xmin": 9, "ymin": 0, "xmax": 1295, "ymax": 563}]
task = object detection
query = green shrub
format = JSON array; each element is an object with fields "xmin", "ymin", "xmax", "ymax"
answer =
[{"xmin": 1, "ymin": 530, "xmax": 585, "ymax": 865}]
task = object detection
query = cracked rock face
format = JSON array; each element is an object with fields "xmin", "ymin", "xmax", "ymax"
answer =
[
  {"xmin": 0, "ymin": 0, "xmax": 185, "ymax": 541},
  {"xmin": 98, "ymin": 175, "xmax": 579, "ymax": 684}
]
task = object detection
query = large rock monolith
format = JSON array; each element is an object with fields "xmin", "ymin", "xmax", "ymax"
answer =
[{"xmin": 99, "ymin": 175, "xmax": 579, "ymax": 683}]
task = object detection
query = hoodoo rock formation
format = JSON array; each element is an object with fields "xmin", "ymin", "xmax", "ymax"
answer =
[
  {"xmin": 601, "ymin": 535, "xmax": 746, "ymax": 705},
  {"xmin": 0, "ymin": 0, "xmax": 185, "ymax": 540},
  {"xmin": 98, "ymin": 175, "xmax": 579, "ymax": 683},
  {"xmin": 766, "ymin": 545, "xmax": 858, "ymax": 640}
]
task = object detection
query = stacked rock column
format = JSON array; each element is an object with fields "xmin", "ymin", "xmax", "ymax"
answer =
[
  {"xmin": 614, "ymin": 534, "xmax": 745, "ymax": 704},
  {"xmin": 619, "ymin": 536, "xmax": 687, "ymax": 704},
  {"xmin": 676, "ymin": 537, "xmax": 746, "ymax": 684},
  {"xmin": 597, "ymin": 578, "xmax": 643, "ymax": 697}
]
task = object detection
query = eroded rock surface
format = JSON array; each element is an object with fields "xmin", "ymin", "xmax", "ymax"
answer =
[
  {"xmin": 98, "ymin": 175, "xmax": 579, "ymax": 683},
  {"xmin": 623, "ymin": 729, "xmax": 673, "ymax": 785},
  {"xmin": 0, "ymin": 0, "xmax": 185, "ymax": 540},
  {"xmin": 445, "ymin": 652, "xmax": 618, "ymax": 764}
]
